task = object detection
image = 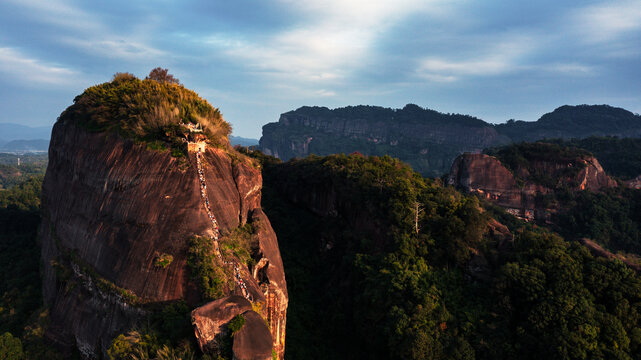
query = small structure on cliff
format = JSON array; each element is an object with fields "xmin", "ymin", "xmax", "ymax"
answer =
[
  {"xmin": 188, "ymin": 140, "xmax": 207, "ymax": 153},
  {"xmin": 183, "ymin": 122, "xmax": 208, "ymax": 152}
]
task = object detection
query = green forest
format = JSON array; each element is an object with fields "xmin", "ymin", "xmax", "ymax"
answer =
[
  {"xmin": 250, "ymin": 151, "xmax": 641, "ymax": 360},
  {"xmin": 546, "ymin": 137, "xmax": 641, "ymax": 180}
]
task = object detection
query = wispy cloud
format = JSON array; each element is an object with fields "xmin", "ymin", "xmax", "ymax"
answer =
[
  {"xmin": 4, "ymin": 0, "xmax": 165, "ymax": 63},
  {"xmin": 416, "ymin": 36, "xmax": 534, "ymax": 82},
  {"xmin": 0, "ymin": 47, "xmax": 83, "ymax": 87},
  {"xmin": 60, "ymin": 38, "xmax": 166, "ymax": 62},
  {"xmin": 572, "ymin": 0, "xmax": 641, "ymax": 43},
  {"xmin": 4, "ymin": 0, "xmax": 100, "ymax": 33},
  {"xmin": 201, "ymin": 0, "xmax": 450, "ymax": 85}
]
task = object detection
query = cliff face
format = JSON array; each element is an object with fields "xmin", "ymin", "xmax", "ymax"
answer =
[
  {"xmin": 259, "ymin": 105, "xmax": 509, "ymax": 177},
  {"xmin": 447, "ymin": 153, "xmax": 617, "ymax": 221},
  {"xmin": 41, "ymin": 121, "xmax": 287, "ymax": 358},
  {"xmin": 259, "ymin": 104, "xmax": 641, "ymax": 177}
]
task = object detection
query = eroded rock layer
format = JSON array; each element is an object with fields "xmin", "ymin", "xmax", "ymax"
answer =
[
  {"xmin": 41, "ymin": 121, "xmax": 287, "ymax": 358},
  {"xmin": 447, "ymin": 153, "xmax": 617, "ymax": 221}
]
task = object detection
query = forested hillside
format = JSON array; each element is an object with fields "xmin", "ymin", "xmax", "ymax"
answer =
[{"xmin": 245, "ymin": 150, "xmax": 641, "ymax": 360}]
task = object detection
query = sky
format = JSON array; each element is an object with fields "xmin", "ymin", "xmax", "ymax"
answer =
[{"xmin": 0, "ymin": 0, "xmax": 640, "ymax": 138}]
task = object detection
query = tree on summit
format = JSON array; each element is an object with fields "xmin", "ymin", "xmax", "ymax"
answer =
[{"xmin": 146, "ymin": 67, "xmax": 180, "ymax": 84}]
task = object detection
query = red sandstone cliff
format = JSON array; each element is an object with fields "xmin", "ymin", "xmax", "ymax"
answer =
[
  {"xmin": 41, "ymin": 121, "xmax": 287, "ymax": 358},
  {"xmin": 447, "ymin": 153, "xmax": 617, "ymax": 221}
]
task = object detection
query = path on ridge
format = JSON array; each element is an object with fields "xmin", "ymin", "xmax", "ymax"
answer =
[{"xmin": 195, "ymin": 149, "xmax": 252, "ymax": 301}]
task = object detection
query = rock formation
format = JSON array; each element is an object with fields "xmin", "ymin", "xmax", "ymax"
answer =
[
  {"xmin": 447, "ymin": 153, "xmax": 617, "ymax": 221},
  {"xmin": 259, "ymin": 104, "xmax": 641, "ymax": 177},
  {"xmin": 40, "ymin": 78, "xmax": 287, "ymax": 359},
  {"xmin": 191, "ymin": 295, "xmax": 273, "ymax": 359}
]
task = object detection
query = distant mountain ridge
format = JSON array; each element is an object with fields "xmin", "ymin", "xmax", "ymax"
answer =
[
  {"xmin": 0, "ymin": 123, "xmax": 51, "ymax": 141},
  {"xmin": 495, "ymin": 105, "xmax": 641, "ymax": 141},
  {"xmin": 258, "ymin": 104, "xmax": 641, "ymax": 177},
  {"xmin": 0, "ymin": 123, "xmax": 52, "ymax": 152},
  {"xmin": 0, "ymin": 139, "xmax": 49, "ymax": 152},
  {"xmin": 229, "ymin": 135, "xmax": 259, "ymax": 147}
]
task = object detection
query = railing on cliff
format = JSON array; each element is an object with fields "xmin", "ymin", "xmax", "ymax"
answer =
[{"xmin": 195, "ymin": 149, "xmax": 252, "ymax": 302}]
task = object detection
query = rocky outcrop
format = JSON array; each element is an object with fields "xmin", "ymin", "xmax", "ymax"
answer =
[
  {"xmin": 447, "ymin": 153, "xmax": 617, "ymax": 221},
  {"xmin": 192, "ymin": 296, "xmax": 253, "ymax": 353},
  {"xmin": 259, "ymin": 104, "xmax": 641, "ymax": 177},
  {"xmin": 626, "ymin": 175, "xmax": 641, "ymax": 189},
  {"xmin": 259, "ymin": 104, "xmax": 509, "ymax": 177},
  {"xmin": 41, "ymin": 121, "xmax": 287, "ymax": 358},
  {"xmin": 191, "ymin": 296, "xmax": 273, "ymax": 360},
  {"xmin": 232, "ymin": 311, "xmax": 274, "ymax": 360}
]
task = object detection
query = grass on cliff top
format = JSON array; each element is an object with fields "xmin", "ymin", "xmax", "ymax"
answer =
[{"xmin": 57, "ymin": 72, "xmax": 232, "ymax": 152}]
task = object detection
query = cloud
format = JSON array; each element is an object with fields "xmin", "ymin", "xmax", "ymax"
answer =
[
  {"xmin": 4, "ymin": 0, "xmax": 165, "ymax": 63},
  {"xmin": 416, "ymin": 35, "xmax": 534, "ymax": 82},
  {"xmin": 0, "ymin": 47, "xmax": 83, "ymax": 87},
  {"xmin": 545, "ymin": 63, "xmax": 594, "ymax": 76},
  {"xmin": 572, "ymin": 0, "xmax": 641, "ymax": 43},
  {"xmin": 200, "ymin": 0, "xmax": 450, "ymax": 84},
  {"xmin": 4, "ymin": 0, "xmax": 100, "ymax": 33},
  {"xmin": 60, "ymin": 38, "xmax": 166, "ymax": 62},
  {"xmin": 315, "ymin": 89, "xmax": 336, "ymax": 97}
]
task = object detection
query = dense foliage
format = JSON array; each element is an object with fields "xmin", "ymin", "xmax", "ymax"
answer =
[
  {"xmin": 219, "ymin": 223, "xmax": 257, "ymax": 268},
  {"xmin": 0, "ymin": 176, "xmax": 65, "ymax": 359},
  {"xmin": 546, "ymin": 137, "xmax": 641, "ymax": 180},
  {"xmin": 58, "ymin": 72, "xmax": 231, "ymax": 154},
  {"xmin": 255, "ymin": 152, "xmax": 641, "ymax": 360},
  {"xmin": 187, "ymin": 236, "xmax": 230, "ymax": 300},
  {"xmin": 554, "ymin": 187, "xmax": 641, "ymax": 255}
]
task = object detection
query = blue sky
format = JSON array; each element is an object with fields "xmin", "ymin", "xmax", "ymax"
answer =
[{"xmin": 0, "ymin": 0, "xmax": 640, "ymax": 138}]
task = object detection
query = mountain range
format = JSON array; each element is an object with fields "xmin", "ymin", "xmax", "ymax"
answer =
[{"xmin": 258, "ymin": 104, "xmax": 641, "ymax": 177}]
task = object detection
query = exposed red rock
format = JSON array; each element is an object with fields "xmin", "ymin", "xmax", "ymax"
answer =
[
  {"xmin": 579, "ymin": 238, "xmax": 641, "ymax": 272},
  {"xmin": 232, "ymin": 311, "xmax": 274, "ymax": 360},
  {"xmin": 41, "ymin": 121, "xmax": 287, "ymax": 358},
  {"xmin": 447, "ymin": 153, "xmax": 617, "ymax": 221},
  {"xmin": 625, "ymin": 175, "xmax": 641, "ymax": 189},
  {"xmin": 192, "ymin": 295, "xmax": 253, "ymax": 353}
]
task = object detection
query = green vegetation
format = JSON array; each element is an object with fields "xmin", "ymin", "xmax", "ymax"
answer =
[
  {"xmin": 228, "ymin": 314, "xmax": 245, "ymax": 336},
  {"xmin": 286, "ymin": 104, "xmax": 488, "ymax": 127},
  {"xmin": 546, "ymin": 137, "xmax": 641, "ymax": 180},
  {"xmin": 495, "ymin": 104, "xmax": 641, "ymax": 142},
  {"xmin": 59, "ymin": 70, "xmax": 231, "ymax": 156},
  {"xmin": 0, "ymin": 176, "xmax": 64, "ymax": 358},
  {"xmin": 187, "ymin": 236, "xmax": 230, "ymax": 300},
  {"xmin": 107, "ymin": 301, "xmax": 208, "ymax": 359},
  {"xmin": 255, "ymin": 152, "xmax": 641, "ymax": 360},
  {"xmin": 482, "ymin": 139, "xmax": 641, "ymax": 258},
  {"xmin": 107, "ymin": 330, "xmax": 196, "ymax": 360},
  {"xmin": 154, "ymin": 253, "xmax": 174, "ymax": 269},
  {"xmin": 485, "ymin": 142, "xmax": 591, "ymax": 188},
  {"xmin": 554, "ymin": 187, "xmax": 641, "ymax": 254},
  {"xmin": 0, "ymin": 153, "xmax": 47, "ymax": 190},
  {"xmin": 219, "ymin": 223, "xmax": 257, "ymax": 267},
  {"xmin": 0, "ymin": 332, "xmax": 24, "ymax": 360}
]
